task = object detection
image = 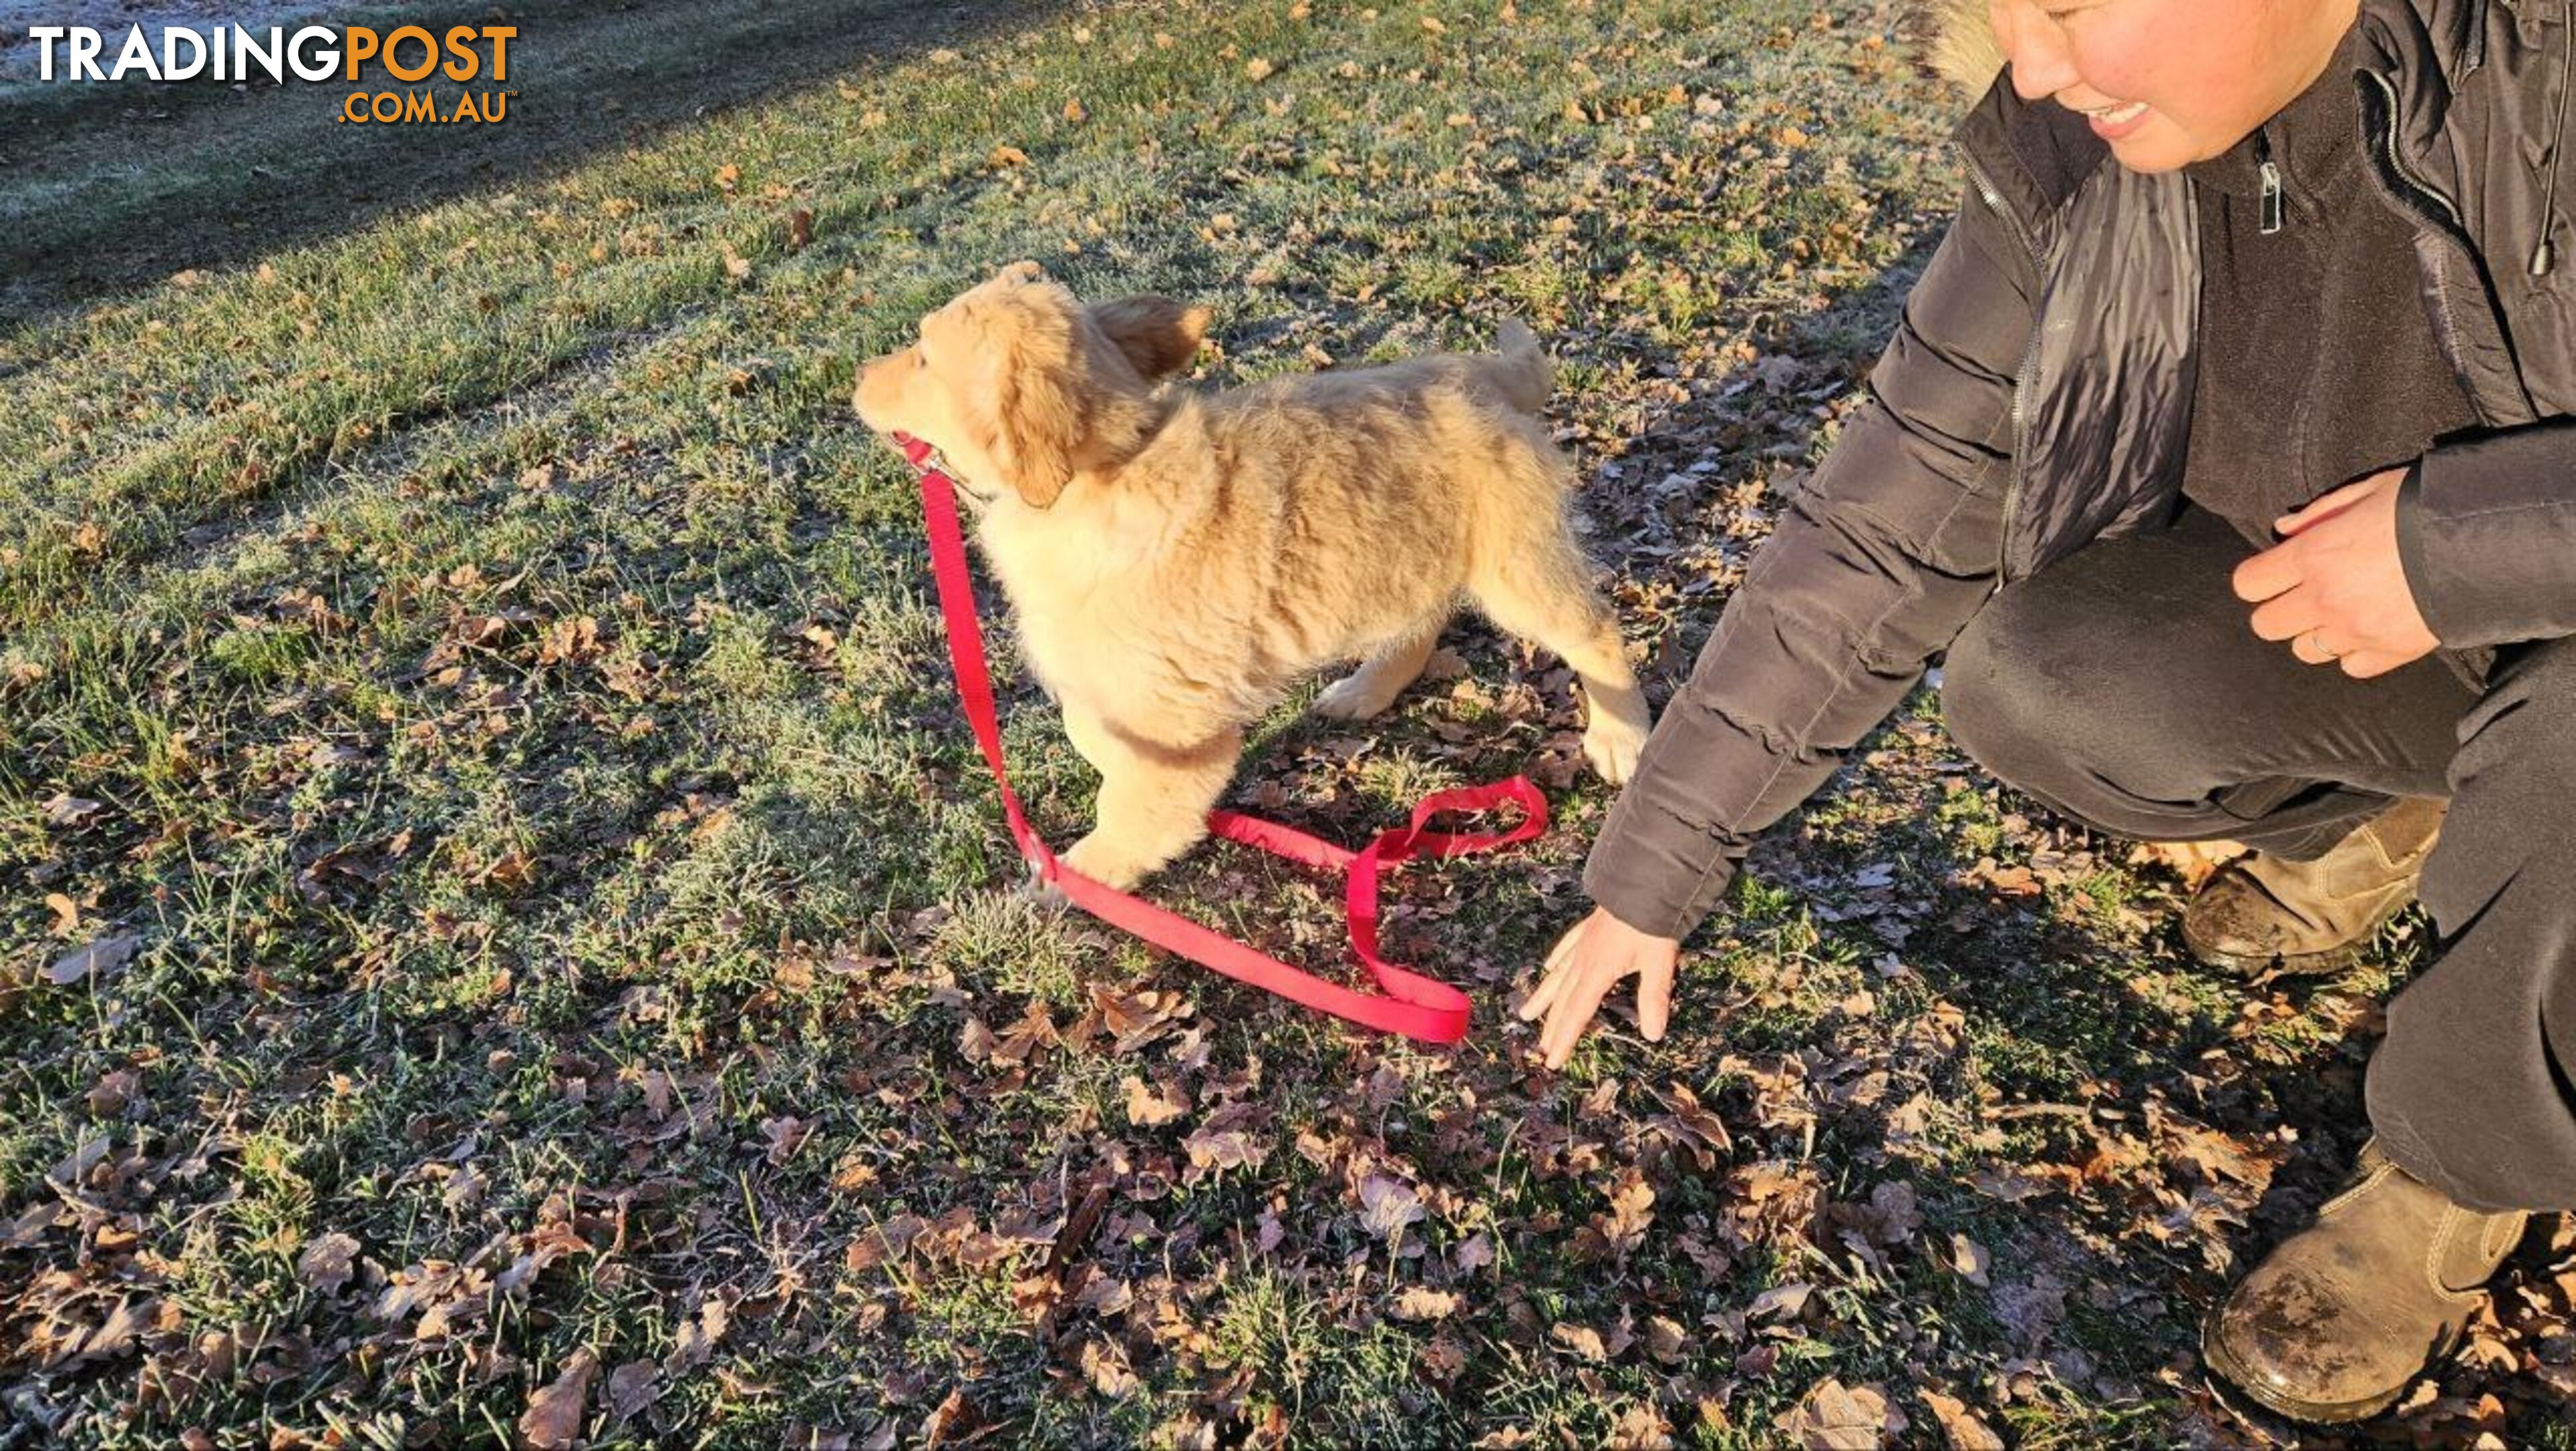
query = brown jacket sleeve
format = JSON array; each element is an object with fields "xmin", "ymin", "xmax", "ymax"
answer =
[{"xmin": 1581, "ymin": 182, "xmax": 2038, "ymax": 938}]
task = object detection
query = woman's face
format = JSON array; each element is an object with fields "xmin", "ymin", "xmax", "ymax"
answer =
[{"xmin": 1987, "ymin": 0, "xmax": 2358, "ymax": 173}]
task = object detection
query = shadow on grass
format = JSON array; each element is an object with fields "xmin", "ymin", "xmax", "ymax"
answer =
[{"xmin": 0, "ymin": 0, "xmax": 1067, "ymax": 324}]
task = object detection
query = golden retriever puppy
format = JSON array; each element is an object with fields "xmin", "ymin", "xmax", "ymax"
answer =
[{"xmin": 855, "ymin": 260, "xmax": 1652, "ymax": 889}]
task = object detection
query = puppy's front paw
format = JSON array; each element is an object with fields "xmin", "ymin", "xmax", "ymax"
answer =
[
  {"xmin": 1313, "ymin": 670, "xmax": 1397, "ymax": 721},
  {"xmin": 1582, "ymin": 712, "xmax": 1648, "ymax": 786},
  {"xmin": 1059, "ymin": 832, "xmax": 1152, "ymax": 891}
]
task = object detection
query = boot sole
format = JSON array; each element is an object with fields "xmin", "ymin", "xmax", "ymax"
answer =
[
  {"xmin": 2178, "ymin": 900, "xmax": 2410, "ymax": 981},
  {"xmin": 2199, "ymin": 1301, "xmax": 2430, "ymax": 1425},
  {"xmin": 2178, "ymin": 934, "xmax": 2370, "ymax": 981}
]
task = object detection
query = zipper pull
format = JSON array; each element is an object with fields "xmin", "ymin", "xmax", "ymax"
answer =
[{"xmin": 2256, "ymin": 129, "xmax": 2285, "ymax": 234}]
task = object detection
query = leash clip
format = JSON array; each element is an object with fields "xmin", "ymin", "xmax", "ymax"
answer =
[{"xmin": 890, "ymin": 431, "xmax": 959, "ymax": 480}]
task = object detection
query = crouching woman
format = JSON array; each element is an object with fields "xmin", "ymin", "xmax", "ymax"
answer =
[{"xmin": 1525, "ymin": 0, "xmax": 2576, "ymax": 1423}]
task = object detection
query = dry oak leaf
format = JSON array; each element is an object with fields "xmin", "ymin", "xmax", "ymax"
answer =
[
  {"xmin": 1123, "ymin": 1075, "xmax": 1188, "ymax": 1127},
  {"xmin": 1644, "ymin": 1315, "xmax": 1689, "ymax": 1364},
  {"xmin": 1918, "ymin": 1389, "xmax": 2005, "ymax": 1451},
  {"xmin": 761, "ymin": 1114, "xmax": 809, "ymax": 1166},
  {"xmin": 1551, "ymin": 1322, "xmax": 1609, "ymax": 1362},
  {"xmin": 518, "ymin": 1346, "xmax": 598, "ymax": 1450},
  {"xmin": 46, "ymin": 934, "xmax": 140, "ymax": 985},
  {"xmin": 924, "ymin": 1389, "xmax": 981, "ymax": 1447},
  {"xmin": 1605, "ymin": 1403, "xmax": 1675, "ymax": 1451},
  {"xmin": 42, "ymin": 794, "xmax": 105, "ymax": 828},
  {"xmin": 5, "ymin": 1200, "xmax": 59, "ymax": 1249},
  {"xmin": 1182, "ymin": 1102, "xmax": 1269, "ymax": 1176},
  {"xmin": 605, "ymin": 1360, "xmax": 660, "ymax": 1424},
  {"xmin": 1598, "ymin": 1168, "xmax": 1655, "ymax": 1254},
  {"xmin": 1078, "ymin": 1337, "xmax": 1137, "ymax": 1397},
  {"xmin": 298, "ymin": 1231, "xmax": 362, "ymax": 1294},
  {"xmin": 1391, "ymin": 1286, "xmax": 1460, "ymax": 1321},
  {"xmin": 1357, "ymin": 1173, "xmax": 1425, "ymax": 1241},
  {"xmin": 1777, "ymin": 1378, "xmax": 1908, "ymax": 1450},
  {"xmin": 1947, "ymin": 1233, "xmax": 1992, "ymax": 1287}
]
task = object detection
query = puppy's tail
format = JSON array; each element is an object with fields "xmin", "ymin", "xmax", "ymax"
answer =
[{"xmin": 1478, "ymin": 317, "xmax": 1552, "ymax": 416}]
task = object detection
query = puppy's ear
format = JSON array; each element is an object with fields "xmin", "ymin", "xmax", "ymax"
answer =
[
  {"xmin": 987, "ymin": 297, "xmax": 1085, "ymax": 509},
  {"xmin": 1087, "ymin": 296, "xmax": 1211, "ymax": 380}
]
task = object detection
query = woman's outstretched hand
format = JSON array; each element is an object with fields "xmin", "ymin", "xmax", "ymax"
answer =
[{"xmin": 1517, "ymin": 906, "xmax": 1683, "ymax": 1069}]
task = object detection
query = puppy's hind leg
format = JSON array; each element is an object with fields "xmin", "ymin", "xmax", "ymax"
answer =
[
  {"xmin": 1314, "ymin": 618, "xmax": 1446, "ymax": 721},
  {"xmin": 1058, "ymin": 707, "xmax": 1242, "ymax": 890},
  {"xmin": 1468, "ymin": 541, "xmax": 1652, "ymax": 785}
]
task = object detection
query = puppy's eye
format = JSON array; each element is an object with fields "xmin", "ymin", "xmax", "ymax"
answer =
[{"xmin": 916, "ymin": 352, "xmax": 928, "ymax": 369}]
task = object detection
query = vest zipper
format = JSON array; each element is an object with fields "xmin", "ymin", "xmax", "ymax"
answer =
[
  {"xmin": 1963, "ymin": 148, "xmax": 2043, "ymax": 586},
  {"xmin": 2360, "ymin": 70, "xmax": 2464, "ymax": 232},
  {"xmin": 2358, "ymin": 67, "xmax": 2528, "ymax": 426},
  {"xmin": 2256, "ymin": 128, "xmax": 2285, "ymax": 235}
]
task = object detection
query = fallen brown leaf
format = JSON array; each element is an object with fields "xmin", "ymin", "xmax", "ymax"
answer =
[
  {"xmin": 605, "ymin": 1360, "xmax": 660, "ymax": 1424},
  {"xmin": 1551, "ymin": 1322, "xmax": 1609, "ymax": 1362},
  {"xmin": 1776, "ymin": 1378, "xmax": 1907, "ymax": 1450},
  {"xmin": 1918, "ymin": 1389, "xmax": 2004, "ymax": 1451},
  {"xmin": 518, "ymin": 1346, "xmax": 596, "ymax": 1449},
  {"xmin": 45, "ymin": 934, "xmax": 140, "ymax": 986},
  {"xmin": 1391, "ymin": 1286, "xmax": 1460, "ymax": 1321},
  {"xmin": 298, "ymin": 1231, "xmax": 361, "ymax": 1294},
  {"xmin": 1122, "ymin": 1075, "xmax": 1188, "ymax": 1127}
]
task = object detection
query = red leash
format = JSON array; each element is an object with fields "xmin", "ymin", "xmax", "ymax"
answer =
[{"xmin": 895, "ymin": 431, "xmax": 1546, "ymax": 1045}]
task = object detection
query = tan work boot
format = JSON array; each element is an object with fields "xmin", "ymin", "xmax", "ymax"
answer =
[
  {"xmin": 2179, "ymin": 796, "xmax": 2445, "ymax": 977},
  {"xmin": 2204, "ymin": 1141, "xmax": 2528, "ymax": 1423}
]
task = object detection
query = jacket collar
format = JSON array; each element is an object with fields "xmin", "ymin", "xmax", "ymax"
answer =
[
  {"xmin": 2186, "ymin": 24, "xmax": 2373, "ymax": 212},
  {"xmin": 1951, "ymin": 72, "xmax": 2107, "ymax": 246}
]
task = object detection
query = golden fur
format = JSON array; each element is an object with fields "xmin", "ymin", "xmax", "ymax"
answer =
[
  {"xmin": 855, "ymin": 261, "xmax": 1652, "ymax": 889},
  {"xmin": 1929, "ymin": 0, "xmax": 2004, "ymax": 95},
  {"xmin": 2131, "ymin": 838, "xmax": 2250, "ymax": 891}
]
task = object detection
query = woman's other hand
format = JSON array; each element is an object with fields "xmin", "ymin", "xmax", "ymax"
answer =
[{"xmin": 1517, "ymin": 906, "xmax": 1683, "ymax": 1069}]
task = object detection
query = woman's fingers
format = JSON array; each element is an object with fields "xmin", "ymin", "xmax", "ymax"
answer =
[
  {"xmin": 1516, "ymin": 922, "xmax": 1586, "ymax": 1022},
  {"xmin": 1542, "ymin": 961, "xmax": 1622, "ymax": 1069},
  {"xmin": 2338, "ymin": 648, "xmax": 2411, "ymax": 679},
  {"xmin": 1545, "ymin": 921, "xmax": 1583, "ymax": 975},
  {"xmin": 1637, "ymin": 953, "xmax": 1677, "ymax": 1042},
  {"xmin": 2247, "ymin": 588, "xmax": 2319, "ymax": 643},
  {"xmin": 2291, "ymin": 629, "xmax": 2344, "ymax": 666},
  {"xmin": 1515, "ymin": 968, "xmax": 1562, "ymax": 1022},
  {"xmin": 2231, "ymin": 545, "xmax": 2304, "ymax": 605}
]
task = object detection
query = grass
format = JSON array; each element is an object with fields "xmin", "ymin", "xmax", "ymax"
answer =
[{"xmin": 5, "ymin": 0, "xmax": 2571, "ymax": 1447}]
